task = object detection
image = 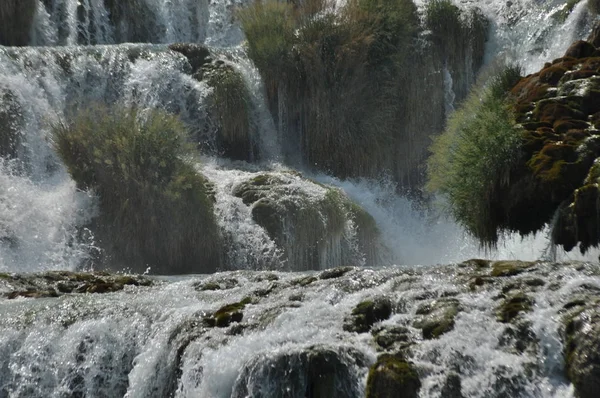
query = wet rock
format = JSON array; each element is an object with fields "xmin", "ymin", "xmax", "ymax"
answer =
[
  {"xmin": 234, "ymin": 172, "xmax": 381, "ymax": 270},
  {"xmin": 498, "ymin": 320, "xmax": 538, "ymax": 354},
  {"xmin": 203, "ymin": 297, "xmax": 252, "ymax": 328},
  {"xmin": 1, "ymin": 271, "xmax": 153, "ymax": 299},
  {"xmin": 491, "ymin": 261, "xmax": 536, "ymax": 277},
  {"xmin": 168, "ymin": 43, "xmax": 211, "ymax": 74},
  {"xmin": 564, "ymin": 40, "xmax": 597, "ymax": 59},
  {"xmin": 233, "ymin": 345, "xmax": 366, "ymax": 398},
  {"xmin": 371, "ymin": 325, "xmax": 412, "ymax": 352},
  {"xmin": 366, "ymin": 354, "xmax": 421, "ymax": 398},
  {"xmin": 413, "ymin": 298, "xmax": 460, "ymax": 339},
  {"xmin": 290, "ymin": 275, "xmax": 318, "ymax": 287},
  {"xmin": 562, "ymin": 304, "xmax": 600, "ymax": 398},
  {"xmin": 320, "ymin": 266, "xmax": 354, "ymax": 280},
  {"xmin": 441, "ymin": 372, "xmax": 463, "ymax": 398},
  {"xmin": 344, "ymin": 298, "xmax": 392, "ymax": 333},
  {"xmin": 496, "ymin": 293, "xmax": 533, "ymax": 323}
]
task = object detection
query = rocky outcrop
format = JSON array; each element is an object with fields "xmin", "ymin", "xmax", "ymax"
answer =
[
  {"xmin": 233, "ymin": 172, "xmax": 382, "ymax": 270},
  {"xmin": 169, "ymin": 44, "xmax": 257, "ymax": 162},
  {"xmin": 3, "ymin": 261, "xmax": 600, "ymax": 396},
  {"xmin": 366, "ymin": 354, "xmax": 421, "ymax": 398},
  {"xmin": 0, "ymin": 271, "xmax": 153, "ymax": 299},
  {"xmin": 430, "ymin": 26, "xmax": 600, "ymax": 253}
]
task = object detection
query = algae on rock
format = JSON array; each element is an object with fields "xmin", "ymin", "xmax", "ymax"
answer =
[
  {"xmin": 366, "ymin": 354, "xmax": 421, "ymax": 398},
  {"xmin": 233, "ymin": 172, "xmax": 382, "ymax": 271}
]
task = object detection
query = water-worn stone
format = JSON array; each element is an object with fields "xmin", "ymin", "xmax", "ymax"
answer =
[
  {"xmin": 344, "ymin": 298, "xmax": 393, "ymax": 333},
  {"xmin": 562, "ymin": 304, "xmax": 600, "ymax": 398},
  {"xmin": 413, "ymin": 298, "xmax": 460, "ymax": 339},
  {"xmin": 366, "ymin": 354, "xmax": 421, "ymax": 398}
]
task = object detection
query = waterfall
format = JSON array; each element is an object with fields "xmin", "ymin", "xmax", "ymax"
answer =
[{"xmin": 2, "ymin": 0, "xmax": 600, "ymax": 396}]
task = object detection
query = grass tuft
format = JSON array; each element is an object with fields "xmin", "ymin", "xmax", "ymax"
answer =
[{"xmin": 52, "ymin": 105, "xmax": 222, "ymax": 274}]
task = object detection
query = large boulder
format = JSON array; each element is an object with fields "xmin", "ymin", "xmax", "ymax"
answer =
[
  {"xmin": 366, "ymin": 354, "xmax": 421, "ymax": 398},
  {"xmin": 233, "ymin": 172, "xmax": 382, "ymax": 270},
  {"xmin": 561, "ymin": 297, "xmax": 600, "ymax": 398}
]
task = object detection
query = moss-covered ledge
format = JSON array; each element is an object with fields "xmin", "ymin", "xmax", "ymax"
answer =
[{"xmin": 427, "ymin": 24, "xmax": 600, "ymax": 254}]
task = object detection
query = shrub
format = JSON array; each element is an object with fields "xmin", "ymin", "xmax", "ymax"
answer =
[
  {"xmin": 0, "ymin": 0, "xmax": 36, "ymax": 46},
  {"xmin": 427, "ymin": 65, "xmax": 523, "ymax": 247},
  {"xmin": 237, "ymin": 1, "xmax": 296, "ymax": 78},
  {"xmin": 52, "ymin": 106, "xmax": 222, "ymax": 274},
  {"xmin": 206, "ymin": 65, "xmax": 256, "ymax": 161}
]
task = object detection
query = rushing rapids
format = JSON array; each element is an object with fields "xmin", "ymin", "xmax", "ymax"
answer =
[
  {"xmin": 1, "ymin": 260, "xmax": 599, "ymax": 397},
  {"xmin": 1, "ymin": 0, "xmax": 600, "ymax": 396}
]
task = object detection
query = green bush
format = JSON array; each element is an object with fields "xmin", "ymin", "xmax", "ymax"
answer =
[
  {"xmin": 0, "ymin": 0, "xmax": 36, "ymax": 46},
  {"xmin": 53, "ymin": 106, "xmax": 222, "ymax": 274},
  {"xmin": 427, "ymin": 65, "xmax": 523, "ymax": 247},
  {"xmin": 206, "ymin": 65, "xmax": 255, "ymax": 161},
  {"xmin": 237, "ymin": 1, "xmax": 296, "ymax": 78}
]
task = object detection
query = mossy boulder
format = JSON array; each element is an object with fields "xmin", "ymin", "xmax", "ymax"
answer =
[
  {"xmin": 205, "ymin": 63, "xmax": 257, "ymax": 162},
  {"xmin": 371, "ymin": 325, "xmax": 412, "ymax": 352},
  {"xmin": 490, "ymin": 260, "xmax": 536, "ymax": 277},
  {"xmin": 365, "ymin": 354, "xmax": 421, "ymax": 398},
  {"xmin": 168, "ymin": 44, "xmax": 212, "ymax": 75},
  {"xmin": 496, "ymin": 293, "xmax": 533, "ymax": 323},
  {"xmin": 234, "ymin": 345, "xmax": 366, "ymax": 398},
  {"xmin": 428, "ymin": 32, "xmax": 600, "ymax": 253},
  {"xmin": 561, "ymin": 303, "xmax": 600, "ymax": 398},
  {"xmin": 233, "ymin": 172, "xmax": 381, "ymax": 271},
  {"xmin": 344, "ymin": 298, "xmax": 392, "ymax": 333},
  {"xmin": 204, "ymin": 297, "xmax": 252, "ymax": 328},
  {"xmin": 413, "ymin": 298, "xmax": 460, "ymax": 339},
  {"xmin": 1, "ymin": 271, "xmax": 153, "ymax": 299}
]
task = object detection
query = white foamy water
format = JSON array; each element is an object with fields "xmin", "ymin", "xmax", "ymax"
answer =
[
  {"xmin": 0, "ymin": 262, "xmax": 598, "ymax": 397},
  {"xmin": 1, "ymin": 0, "xmax": 598, "ymax": 270}
]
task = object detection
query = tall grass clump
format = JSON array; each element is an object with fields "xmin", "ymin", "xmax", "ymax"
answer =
[
  {"xmin": 427, "ymin": 65, "xmax": 523, "ymax": 247},
  {"xmin": 238, "ymin": 0, "xmax": 422, "ymax": 180},
  {"xmin": 0, "ymin": 0, "xmax": 36, "ymax": 46},
  {"xmin": 52, "ymin": 106, "xmax": 222, "ymax": 274},
  {"xmin": 206, "ymin": 66, "xmax": 256, "ymax": 161},
  {"xmin": 239, "ymin": 0, "xmax": 488, "ymax": 189}
]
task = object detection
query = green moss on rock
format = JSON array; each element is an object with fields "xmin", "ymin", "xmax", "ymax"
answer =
[
  {"xmin": 205, "ymin": 64, "xmax": 257, "ymax": 162},
  {"xmin": 344, "ymin": 297, "xmax": 392, "ymax": 333},
  {"xmin": 233, "ymin": 172, "xmax": 382, "ymax": 270},
  {"xmin": 204, "ymin": 298, "xmax": 252, "ymax": 328},
  {"xmin": 561, "ymin": 304, "xmax": 600, "ymax": 398},
  {"xmin": 413, "ymin": 298, "xmax": 460, "ymax": 339},
  {"xmin": 496, "ymin": 293, "xmax": 534, "ymax": 323},
  {"xmin": 491, "ymin": 260, "xmax": 536, "ymax": 277},
  {"xmin": 366, "ymin": 354, "xmax": 421, "ymax": 398}
]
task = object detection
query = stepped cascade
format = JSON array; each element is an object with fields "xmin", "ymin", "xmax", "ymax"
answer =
[{"xmin": 1, "ymin": 0, "xmax": 600, "ymax": 396}]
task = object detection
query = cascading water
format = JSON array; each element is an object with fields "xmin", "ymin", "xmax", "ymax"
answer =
[{"xmin": 2, "ymin": 0, "xmax": 600, "ymax": 396}]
